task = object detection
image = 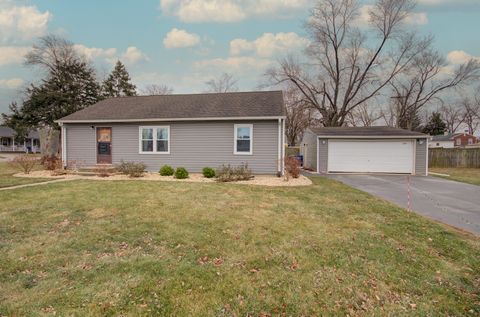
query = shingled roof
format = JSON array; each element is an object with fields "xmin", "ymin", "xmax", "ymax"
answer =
[
  {"xmin": 310, "ymin": 126, "xmax": 427, "ymax": 138},
  {"xmin": 57, "ymin": 91, "xmax": 285, "ymax": 122}
]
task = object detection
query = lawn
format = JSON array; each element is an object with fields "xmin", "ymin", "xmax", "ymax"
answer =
[
  {"xmin": 0, "ymin": 176, "xmax": 479, "ymax": 316},
  {"xmin": 0, "ymin": 161, "xmax": 51, "ymax": 188},
  {"xmin": 430, "ymin": 168, "xmax": 480, "ymax": 186}
]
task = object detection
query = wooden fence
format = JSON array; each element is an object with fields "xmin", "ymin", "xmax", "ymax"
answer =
[{"xmin": 429, "ymin": 148, "xmax": 480, "ymax": 168}]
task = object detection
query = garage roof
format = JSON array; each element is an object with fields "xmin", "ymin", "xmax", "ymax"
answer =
[{"xmin": 310, "ymin": 126, "xmax": 427, "ymax": 139}]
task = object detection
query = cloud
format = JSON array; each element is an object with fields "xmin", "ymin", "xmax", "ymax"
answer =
[
  {"xmin": 159, "ymin": 0, "xmax": 310, "ymax": 23},
  {"xmin": 356, "ymin": 5, "xmax": 428, "ymax": 26},
  {"xmin": 418, "ymin": 0, "xmax": 477, "ymax": 5},
  {"xmin": 194, "ymin": 56, "xmax": 272, "ymax": 72},
  {"xmin": 447, "ymin": 50, "xmax": 480, "ymax": 65},
  {"xmin": 74, "ymin": 44, "xmax": 147, "ymax": 65},
  {"xmin": 0, "ymin": 77, "xmax": 24, "ymax": 89},
  {"xmin": 163, "ymin": 28, "xmax": 200, "ymax": 49},
  {"xmin": 0, "ymin": 0, "xmax": 51, "ymax": 42},
  {"xmin": 121, "ymin": 46, "xmax": 149, "ymax": 65},
  {"xmin": 73, "ymin": 44, "xmax": 117, "ymax": 60},
  {"xmin": 230, "ymin": 32, "xmax": 309, "ymax": 58},
  {"xmin": 0, "ymin": 46, "xmax": 29, "ymax": 66}
]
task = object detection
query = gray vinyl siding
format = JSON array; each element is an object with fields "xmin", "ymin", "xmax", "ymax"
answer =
[
  {"xmin": 318, "ymin": 139, "xmax": 328, "ymax": 173},
  {"xmin": 415, "ymin": 138, "xmax": 428, "ymax": 176},
  {"xmin": 301, "ymin": 129, "xmax": 317, "ymax": 171},
  {"xmin": 65, "ymin": 120, "xmax": 279, "ymax": 174},
  {"xmin": 66, "ymin": 125, "xmax": 96, "ymax": 166}
]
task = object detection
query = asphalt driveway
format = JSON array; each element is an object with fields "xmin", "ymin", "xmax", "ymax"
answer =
[{"xmin": 328, "ymin": 174, "xmax": 480, "ymax": 236}]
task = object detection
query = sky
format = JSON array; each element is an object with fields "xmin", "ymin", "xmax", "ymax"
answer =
[{"xmin": 0, "ymin": 0, "xmax": 480, "ymax": 114}]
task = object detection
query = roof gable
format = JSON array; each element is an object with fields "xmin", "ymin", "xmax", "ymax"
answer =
[{"xmin": 57, "ymin": 91, "xmax": 285, "ymax": 122}]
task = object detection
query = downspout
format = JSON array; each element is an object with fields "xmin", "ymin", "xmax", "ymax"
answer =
[
  {"xmin": 277, "ymin": 118, "xmax": 281, "ymax": 175},
  {"xmin": 282, "ymin": 118, "xmax": 286, "ymax": 176},
  {"xmin": 425, "ymin": 138, "xmax": 429, "ymax": 176},
  {"xmin": 60, "ymin": 123, "xmax": 67, "ymax": 168}
]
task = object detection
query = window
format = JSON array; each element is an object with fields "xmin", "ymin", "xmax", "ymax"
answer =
[
  {"xmin": 139, "ymin": 126, "xmax": 170, "ymax": 154},
  {"xmin": 468, "ymin": 138, "xmax": 473, "ymax": 145},
  {"xmin": 234, "ymin": 124, "xmax": 253, "ymax": 155},
  {"xmin": 455, "ymin": 138, "xmax": 461, "ymax": 146}
]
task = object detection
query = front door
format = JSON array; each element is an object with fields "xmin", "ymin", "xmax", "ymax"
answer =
[{"xmin": 96, "ymin": 127, "xmax": 112, "ymax": 164}]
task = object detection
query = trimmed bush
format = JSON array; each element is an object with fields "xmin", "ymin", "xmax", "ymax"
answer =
[
  {"xmin": 285, "ymin": 156, "xmax": 301, "ymax": 179},
  {"xmin": 216, "ymin": 163, "xmax": 252, "ymax": 182},
  {"xmin": 202, "ymin": 167, "xmax": 215, "ymax": 178},
  {"xmin": 159, "ymin": 165, "xmax": 175, "ymax": 176},
  {"xmin": 174, "ymin": 167, "xmax": 189, "ymax": 179},
  {"xmin": 117, "ymin": 160, "xmax": 146, "ymax": 178},
  {"xmin": 42, "ymin": 155, "xmax": 61, "ymax": 171}
]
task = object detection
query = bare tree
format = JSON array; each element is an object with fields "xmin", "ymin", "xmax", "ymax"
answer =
[
  {"xmin": 25, "ymin": 34, "xmax": 81, "ymax": 73},
  {"xmin": 266, "ymin": 0, "xmax": 430, "ymax": 127},
  {"xmin": 142, "ymin": 84, "xmax": 174, "ymax": 95},
  {"xmin": 460, "ymin": 95, "xmax": 480, "ymax": 135},
  {"xmin": 347, "ymin": 103, "xmax": 383, "ymax": 126},
  {"xmin": 441, "ymin": 103, "xmax": 465, "ymax": 133},
  {"xmin": 389, "ymin": 49, "xmax": 479, "ymax": 130},
  {"xmin": 284, "ymin": 86, "xmax": 319, "ymax": 145},
  {"xmin": 205, "ymin": 73, "xmax": 239, "ymax": 93}
]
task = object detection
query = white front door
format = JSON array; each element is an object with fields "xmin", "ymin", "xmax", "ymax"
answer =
[{"xmin": 327, "ymin": 139, "xmax": 414, "ymax": 174}]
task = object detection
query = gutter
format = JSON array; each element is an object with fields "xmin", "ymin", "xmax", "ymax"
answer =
[{"xmin": 56, "ymin": 116, "xmax": 287, "ymax": 124}]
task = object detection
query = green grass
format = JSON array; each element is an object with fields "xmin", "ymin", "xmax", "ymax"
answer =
[
  {"xmin": 430, "ymin": 168, "xmax": 480, "ymax": 186},
  {"xmin": 0, "ymin": 176, "xmax": 479, "ymax": 316},
  {"xmin": 0, "ymin": 162, "xmax": 51, "ymax": 188}
]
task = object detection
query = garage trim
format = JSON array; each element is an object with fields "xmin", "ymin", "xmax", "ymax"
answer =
[{"xmin": 301, "ymin": 126, "xmax": 429, "ymax": 176}]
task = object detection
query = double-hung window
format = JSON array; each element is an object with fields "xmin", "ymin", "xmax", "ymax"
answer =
[
  {"xmin": 139, "ymin": 126, "xmax": 170, "ymax": 154},
  {"xmin": 234, "ymin": 124, "xmax": 253, "ymax": 155}
]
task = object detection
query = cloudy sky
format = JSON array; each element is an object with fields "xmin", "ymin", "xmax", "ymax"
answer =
[{"xmin": 0, "ymin": 0, "xmax": 479, "ymax": 113}]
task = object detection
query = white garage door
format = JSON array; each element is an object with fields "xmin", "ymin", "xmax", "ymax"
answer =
[{"xmin": 327, "ymin": 140, "xmax": 414, "ymax": 174}]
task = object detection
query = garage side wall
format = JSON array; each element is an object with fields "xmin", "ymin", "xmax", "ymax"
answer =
[
  {"xmin": 318, "ymin": 139, "xmax": 328, "ymax": 173},
  {"xmin": 301, "ymin": 129, "xmax": 318, "ymax": 172},
  {"xmin": 415, "ymin": 138, "xmax": 428, "ymax": 176}
]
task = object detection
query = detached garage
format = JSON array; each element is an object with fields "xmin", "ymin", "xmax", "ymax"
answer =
[{"xmin": 301, "ymin": 127, "xmax": 429, "ymax": 176}]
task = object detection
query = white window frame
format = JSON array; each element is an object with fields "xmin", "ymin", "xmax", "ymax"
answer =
[
  {"xmin": 234, "ymin": 124, "xmax": 253, "ymax": 155},
  {"xmin": 139, "ymin": 126, "xmax": 170, "ymax": 154}
]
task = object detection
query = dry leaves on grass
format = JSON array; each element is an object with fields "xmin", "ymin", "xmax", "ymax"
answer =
[{"xmin": 197, "ymin": 256, "xmax": 209, "ymax": 265}]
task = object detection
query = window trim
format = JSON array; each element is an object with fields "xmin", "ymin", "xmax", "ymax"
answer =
[
  {"xmin": 234, "ymin": 124, "xmax": 253, "ymax": 155},
  {"xmin": 139, "ymin": 126, "xmax": 170, "ymax": 154}
]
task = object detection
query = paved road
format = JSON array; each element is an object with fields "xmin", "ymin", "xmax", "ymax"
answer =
[{"xmin": 328, "ymin": 174, "xmax": 480, "ymax": 236}]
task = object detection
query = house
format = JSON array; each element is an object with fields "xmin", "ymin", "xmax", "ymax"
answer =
[
  {"xmin": 0, "ymin": 126, "xmax": 41, "ymax": 153},
  {"xmin": 429, "ymin": 133, "xmax": 478, "ymax": 148},
  {"xmin": 301, "ymin": 126, "xmax": 428, "ymax": 175},
  {"xmin": 56, "ymin": 91, "xmax": 287, "ymax": 174}
]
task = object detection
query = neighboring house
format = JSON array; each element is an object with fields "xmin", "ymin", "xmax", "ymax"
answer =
[
  {"xmin": 56, "ymin": 91, "xmax": 287, "ymax": 175},
  {"xmin": 429, "ymin": 133, "xmax": 478, "ymax": 148},
  {"xmin": 0, "ymin": 126, "xmax": 41, "ymax": 153},
  {"xmin": 301, "ymin": 126, "xmax": 428, "ymax": 176}
]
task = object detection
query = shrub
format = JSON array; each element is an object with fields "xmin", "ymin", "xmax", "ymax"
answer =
[
  {"xmin": 202, "ymin": 167, "xmax": 215, "ymax": 178},
  {"xmin": 117, "ymin": 160, "xmax": 146, "ymax": 178},
  {"xmin": 95, "ymin": 166, "xmax": 111, "ymax": 178},
  {"xmin": 42, "ymin": 155, "xmax": 61, "ymax": 171},
  {"xmin": 8, "ymin": 154, "xmax": 38, "ymax": 174},
  {"xmin": 159, "ymin": 165, "xmax": 175, "ymax": 176},
  {"xmin": 285, "ymin": 156, "xmax": 301, "ymax": 179},
  {"xmin": 234, "ymin": 163, "xmax": 252, "ymax": 181},
  {"xmin": 174, "ymin": 167, "xmax": 189, "ymax": 179},
  {"xmin": 216, "ymin": 163, "xmax": 252, "ymax": 182}
]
